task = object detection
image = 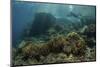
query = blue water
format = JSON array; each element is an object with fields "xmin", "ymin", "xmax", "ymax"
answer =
[{"xmin": 12, "ymin": 1, "xmax": 96, "ymax": 48}]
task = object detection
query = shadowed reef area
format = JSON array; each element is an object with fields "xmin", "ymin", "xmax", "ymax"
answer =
[{"xmin": 12, "ymin": 12, "xmax": 96, "ymax": 66}]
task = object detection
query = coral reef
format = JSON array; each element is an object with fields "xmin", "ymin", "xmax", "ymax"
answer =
[
  {"xmin": 65, "ymin": 32, "xmax": 86, "ymax": 56},
  {"xmin": 80, "ymin": 24, "xmax": 96, "ymax": 48},
  {"xmin": 12, "ymin": 14, "xmax": 96, "ymax": 66},
  {"xmin": 83, "ymin": 24, "xmax": 96, "ymax": 38},
  {"xmin": 13, "ymin": 31, "xmax": 94, "ymax": 66},
  {"xmin": 47, "ymin": 35, "xmax": 67, "ymax": 53}
]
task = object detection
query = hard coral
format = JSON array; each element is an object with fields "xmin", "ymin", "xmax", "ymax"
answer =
[
  {"xmin": 20, "ymin": 41, "xmax": 40, "ymax": 61},
  {"xmin": 65, "ymin": 32, "xmax": 86, "ymax": 56},
  {"xmin": 38, "ymin": 43, "xmax": 50, "ymax": 56},
  {"xmin": 47, "ymin": 35, "xmax": 67, "ymax": 53},
  {"xmin": 14, "ymin": 32, "xmax": 87, "ymax": 65}
]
